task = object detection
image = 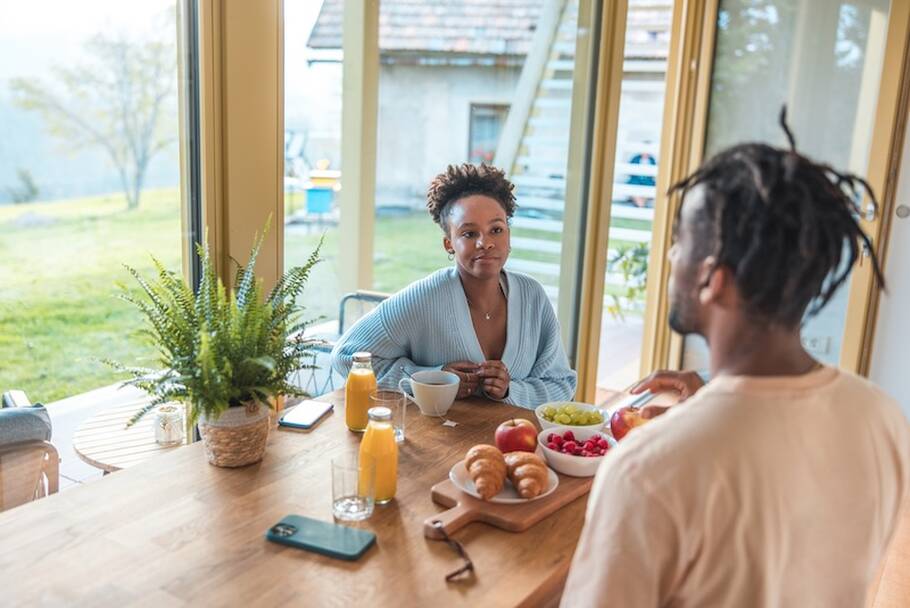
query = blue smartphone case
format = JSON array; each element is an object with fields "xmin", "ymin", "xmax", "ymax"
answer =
[{"xmin": 265, "ymin": 515, "xmax": 376, "ymax": 561}]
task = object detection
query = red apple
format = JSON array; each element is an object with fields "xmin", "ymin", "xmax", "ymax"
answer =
[
  {"xmin": 609, "ymin": 407, "xmax": 648, "ymax": 440},
  {"xmin": 495, "ymin": 418, "xmax": 538, "ymax": 453}
]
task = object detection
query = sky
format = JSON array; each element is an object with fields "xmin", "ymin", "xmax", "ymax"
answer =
[
  {"xmin": 0, "ymin": 0, "xmax": 176, "ymax": 83},
  {"xmin": 0, "ymin": 0, "xmax": 335, "ymax": 201}
]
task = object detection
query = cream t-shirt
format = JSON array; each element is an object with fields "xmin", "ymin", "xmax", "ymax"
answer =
[{"xmin": 562, "ymin": 367, "xmax": 910, "ymax": 608}]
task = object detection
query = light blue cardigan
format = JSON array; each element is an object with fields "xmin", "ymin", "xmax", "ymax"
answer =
[{"xmin": 331, "ymin": 267, "xmax": 577, "ymax": 409}]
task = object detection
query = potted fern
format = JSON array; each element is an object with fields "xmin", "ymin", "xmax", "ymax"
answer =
[{"xmin": 110, "ymin": 227, "xmax": 322, "ymax": 467}]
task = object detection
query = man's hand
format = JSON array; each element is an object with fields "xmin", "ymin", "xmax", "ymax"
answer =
[
  {"xmin": 477, "ymin": 360, "xmax": 511, "ymax": 400},
  {"xmin": 631, "ymin": 369, "xmax": 705, "ymax": 402},
  {"xmin": 442, "ymin": 361, "xmax": 480, "ymax": 399}
]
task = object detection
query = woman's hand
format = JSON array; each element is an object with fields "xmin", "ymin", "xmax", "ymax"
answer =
[
  {"xmin": 477, "ymin": 360, "xmax": 511, "ymax": 400},
  {"xmin": 630, "ymin": 369, "xmax": 705, "ymax": 402},
  {"xmin": 443, "ymin": 361, "xmax": 480, "ymax": 399}
]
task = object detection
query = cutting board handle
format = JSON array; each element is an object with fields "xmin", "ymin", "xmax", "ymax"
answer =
[{"xmin": 424, "ymin": 502, "xmax": 476, "ymax": 539}]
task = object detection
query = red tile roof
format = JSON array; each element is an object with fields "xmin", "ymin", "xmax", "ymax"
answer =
[
  {"xmin": 307, "ymin": 0, "xmax": 542, "ymax": 56},
  {"xmin": 306, "ymin": 0, "xmax": 671, "ymax": 59}
]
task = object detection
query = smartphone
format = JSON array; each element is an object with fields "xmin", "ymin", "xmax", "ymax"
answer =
[
  {"xmin": 265, "ymin": 515, "xmax": 376, "ymax": 561},
  {"xmin": 279, "ymin": 399, "xmax": 333, "ymax": 429}
]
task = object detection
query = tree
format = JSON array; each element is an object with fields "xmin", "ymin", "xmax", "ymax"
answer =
[
  {"xmin": 5, "ymin": 168, "xmax": 40, "ymax": 204},
  {"xmin": 10, "ymin": 31, "xmax": 176, "ymax": 210}
]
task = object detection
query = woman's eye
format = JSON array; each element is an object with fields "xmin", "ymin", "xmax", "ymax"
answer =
[
  {"xmin": 462, "ymin": 231, "xmax": 476, "ymax": 238},
  {"xmin": 492, "ymin": 227, "xmax": 503, "ymax": 234}
]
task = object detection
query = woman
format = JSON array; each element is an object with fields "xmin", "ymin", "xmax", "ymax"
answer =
[{"xmin": 331, "ymin": 163, "xmax": 576, "ymax": 408}]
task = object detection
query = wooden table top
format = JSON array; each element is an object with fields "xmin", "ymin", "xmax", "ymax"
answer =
[
  {"xmin": 72, "ymin": 398, "xmax": 185, "ymax": 473},
  {"xmin": 0, "ymin": 391, "xmax": 591, "ymax": 606}
]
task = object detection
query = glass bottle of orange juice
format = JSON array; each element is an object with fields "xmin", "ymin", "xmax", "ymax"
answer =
[
  {"xmin": 359, "ymin": 406, "xmax": 398, "ymax": 504},
  {"xmin": 345, "ymin": 352, "xmax": 376, "ymax": 432}
]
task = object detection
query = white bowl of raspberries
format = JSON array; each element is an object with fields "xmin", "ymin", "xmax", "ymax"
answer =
[{"xmin": 538, "ymin": 427, "xmax": 617, "ymax": 477}]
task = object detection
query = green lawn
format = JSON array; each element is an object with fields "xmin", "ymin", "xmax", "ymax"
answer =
[
  {"xmin": 0, "ymin": 190, "xmax": 183, "ymax": 404},
  {"xmin": 0, "ymin": 192, "xmax": 447, "ymax": 403},
  {"xmin": 0, "ymin": 191, "xmax": 647, "ymax": 404}
]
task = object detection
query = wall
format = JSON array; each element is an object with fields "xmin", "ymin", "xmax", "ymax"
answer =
[{"xmin": 375, "ymin": 63, "xmax": 521, "ymax": 208}]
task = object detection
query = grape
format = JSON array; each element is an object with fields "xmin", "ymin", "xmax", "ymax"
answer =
[{"xmin": 541, "ymin": 403, "xmax": 605, "ymax": 426}]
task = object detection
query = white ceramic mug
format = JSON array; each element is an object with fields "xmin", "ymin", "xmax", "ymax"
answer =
[{"xmin": 398, "ymin": 371, "xmax": 460, "ymax": 417}]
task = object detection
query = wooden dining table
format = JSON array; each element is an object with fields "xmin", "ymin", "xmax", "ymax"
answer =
[{"xmin": 0, "ymin": 391, "xmax": 603, "ymax": 606}]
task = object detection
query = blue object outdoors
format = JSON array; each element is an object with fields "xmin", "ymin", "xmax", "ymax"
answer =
[
  {"xmin": 627, "ymin": 153, "xmax": 656, "ymax": 187},
  {"xmin": 305, "ymin": 187, "xmax": 333, "ymax": 214}
]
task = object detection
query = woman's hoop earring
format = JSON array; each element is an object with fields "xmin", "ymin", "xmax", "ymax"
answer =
[{"xmin": 448, "ymin": 252, "xmax": 455, "ymax": 261}]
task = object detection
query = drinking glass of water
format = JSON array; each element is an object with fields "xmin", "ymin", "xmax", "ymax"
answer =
[
  {"xmin": 370, "ymin": 388, "xmax": 407, "ymax": 443},
  {"xmin": 332, "ymin": 456, "xmax": 375, "ymax": 521}
]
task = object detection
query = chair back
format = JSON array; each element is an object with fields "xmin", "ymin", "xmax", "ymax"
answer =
[
  {"xmin": 338, "ymin": 290, "xmax": 388, "ymax": 335},
  {"xmin": 0, "ymin": 440, "xmax": 59, "ymax": 512}
]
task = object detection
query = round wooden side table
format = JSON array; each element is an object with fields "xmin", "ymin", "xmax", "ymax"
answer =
[{"xmin": 73, "ymin": 400, "xmax": 185, "ymax": 473}]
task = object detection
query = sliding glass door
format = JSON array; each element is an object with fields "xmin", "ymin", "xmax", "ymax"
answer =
[
  {"xmin": 287, "ymin": 0, "xmax": 608, "ymax": 389},
  {"xmin": 0, "ymin": 0, "xmax": 201, "ymax": 403},
  {"xmin": 593, "ymin": 1, "xmax": 674, "ymax": 401}
]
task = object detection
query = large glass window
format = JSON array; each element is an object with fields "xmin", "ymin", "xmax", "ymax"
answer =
[
  {"xmin": 285, "ymin": 0, "xmax": 343, "ymax": 327},
  {"xmin": 0, "ymin": 1, "xmax": 195, "ymax": 403},
  {"xmin": 367, "ymin": 1, "xmax": 591, "ymax": 302},
  {"xmin": 595, "ymin": 1, "xmax": 673, "ymax": 399},
  {"xmin": 682, "ymin": 0, "xmax": 891, "ymax": 375},
  {"xmin": 291, "ymin": 1, "xmax": 602, "ymax": 385}
]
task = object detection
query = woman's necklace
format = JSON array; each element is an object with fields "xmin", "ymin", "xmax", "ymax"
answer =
[{"xmin": 465, "ymin": 295, "xmax": 500, "ymax": 321}]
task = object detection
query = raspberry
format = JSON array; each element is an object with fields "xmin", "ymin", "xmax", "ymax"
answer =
[
  {"xmin": 553, "ymin": 435, "xmax": 564, "ymax": 446},
  {"xmin": 547, "ymin": 442, "xmax": 558, "ymax": 451},
  {"xmin": 563, "ymin": 440, "xmax": 577, "ymax": 453},
  {"xmin": 563, "ymin": 431, "xmax": 575, "ymax": 442}
]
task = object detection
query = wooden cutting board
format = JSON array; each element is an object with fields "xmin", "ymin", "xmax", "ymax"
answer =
[{"xmin": 423, "ymin": 474, "xmax": 594, "ymax": 539}]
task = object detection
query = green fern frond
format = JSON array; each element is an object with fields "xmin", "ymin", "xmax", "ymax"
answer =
[{"xmin": 108, "ymin": 220, "xmax": 322, "ymax": 426}]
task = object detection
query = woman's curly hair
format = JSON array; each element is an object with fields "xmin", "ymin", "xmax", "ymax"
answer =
[{"xmin": 426, "ymin": 163, "xmax": 517, "ymax": 232}]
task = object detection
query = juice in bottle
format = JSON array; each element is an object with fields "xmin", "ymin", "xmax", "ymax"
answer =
[
  {"xmin": 345, "ymin": 352, "xmax": 376, "ymax": 432},
  {"xmin": 359, "ymin": 406, "xmax": 398, "ymax": 504}
]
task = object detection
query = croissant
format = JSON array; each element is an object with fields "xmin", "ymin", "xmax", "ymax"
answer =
[
  {"xmin": 465, "ymin": 444, "xmax": 507, "ymax": 500},
  {"xmin": 504, "ymin": 452, "xmax": 549, "ymax": 499}
]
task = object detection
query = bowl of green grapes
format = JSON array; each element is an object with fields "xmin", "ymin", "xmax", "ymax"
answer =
[{"xmin": 536, "ymin": 401, "xmax": 606, "ymax": 432}]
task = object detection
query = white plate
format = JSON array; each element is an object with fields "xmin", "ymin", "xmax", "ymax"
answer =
[{"xmin": 449, "ymin": 460, "xmax": 559, "ymax": 504}]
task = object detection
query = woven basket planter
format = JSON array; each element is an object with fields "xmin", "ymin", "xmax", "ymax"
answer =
[{"xmin": 198, "ymin": 401, "xmax": 271, "ymax": 467}]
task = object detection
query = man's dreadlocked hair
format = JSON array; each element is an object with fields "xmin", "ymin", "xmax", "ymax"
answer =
[
  {"xmin": 669, "ymin": 108, "xmax": 885, "ymax": 327},
  {"xmin": 426, "ymin": 163, "xmax": 517, "ymax": 232}
]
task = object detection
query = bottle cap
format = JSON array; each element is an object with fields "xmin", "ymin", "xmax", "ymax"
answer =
[
  {"xmin": 353, "ymin": 351, "xmax": 372, "ymax": 363},
  {"xmin": 368, "ymin": 406, "xmax": 392, "ymax": 422}
]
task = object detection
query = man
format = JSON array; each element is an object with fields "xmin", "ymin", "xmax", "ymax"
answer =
[{"xmin": 562, "ymin": 118, "xmax": 910, "ymax": 607}]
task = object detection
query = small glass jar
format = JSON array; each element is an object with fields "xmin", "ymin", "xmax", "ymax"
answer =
[
  {"xmin": 345, "ymin": 351, "xmax": 377, "ymax": 432},
  {"xmin": 358, "ymin": 406, "xmax": 398, "ymax": 504},
  {"xmin": 155, "ymin": 404, "xmax": 184, "ymax": 446}
]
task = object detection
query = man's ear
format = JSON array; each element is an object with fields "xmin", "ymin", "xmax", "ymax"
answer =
[{"xmin": 697, "ymin": 256, "xmax": 726, "ymax": 305}]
